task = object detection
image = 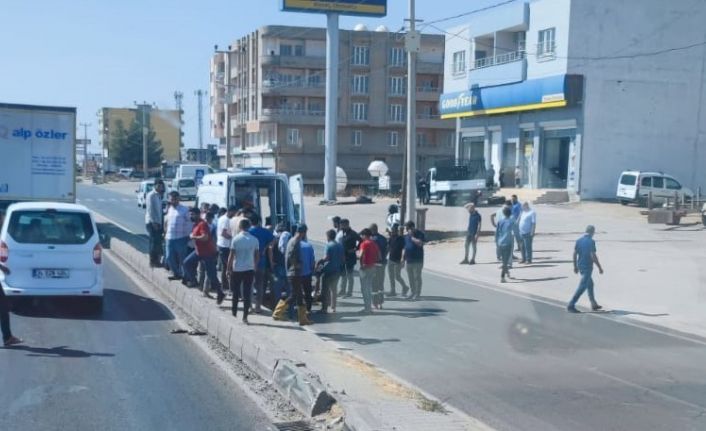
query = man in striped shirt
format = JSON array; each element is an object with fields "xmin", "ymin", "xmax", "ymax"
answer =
[{"xmin": 164, "ymin": 191, "xmax": 192, "ymax": 280}]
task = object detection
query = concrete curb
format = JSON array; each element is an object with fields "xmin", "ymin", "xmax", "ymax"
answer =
[{"xmin": 109, "ymin": 238, "xmax": 336, "ymax": 420}]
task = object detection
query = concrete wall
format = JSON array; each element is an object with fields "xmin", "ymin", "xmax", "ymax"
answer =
[
  {"xmin": 526, "ymin": 0, "xmax": 571, "ymax": 80},
  {"xmin": 443, "ymin": 24, "xmax": 471, "ymax": 94},
  {"xmin": 568, "ymin": 0, "xmax": 706, "ymax": 198}
]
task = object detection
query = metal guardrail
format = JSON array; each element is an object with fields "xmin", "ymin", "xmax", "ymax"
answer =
[{"xmin": 473, "ymin": 50, "xmax": 526, "ymax": 70}]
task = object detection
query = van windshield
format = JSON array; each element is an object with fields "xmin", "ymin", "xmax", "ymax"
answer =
[
  {"xmin": 8, "ymin": 210, "xmax": 94, "ymax": 245},
  {"xmin": 178, "ymin": 179, "xmax": 195, "ymax": 188},
  {"xmin": 231, "ymin": 177, "xmax": 289, "ymax": 227},
  {"xmin": 620, "ymin": 174, "xmax": 637, "ymax": 185}
]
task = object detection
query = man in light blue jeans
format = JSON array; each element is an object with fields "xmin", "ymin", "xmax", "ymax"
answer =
[
  {"xmin": 518, "ymin": 202, "xmax": 536, "ymax": 264},
  {"xmin": 568, "ymin": 225, "xmax": 604, "ymax": 313},
  {"xmin": 164, "ymin": 191, "xmax": 192, "ymax": 280}
]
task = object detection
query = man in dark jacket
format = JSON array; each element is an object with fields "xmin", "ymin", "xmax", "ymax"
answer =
[
  {"xmin": 370, "ymin": 223, "xmax": 388, "ymax": 308},
  {"xmin": 337, "ymin": 219, "xmax": 360, "ymax": 298}
]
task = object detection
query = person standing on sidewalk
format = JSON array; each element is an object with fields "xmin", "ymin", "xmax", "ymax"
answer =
[
  {"xmin": 402, "ymin": 221, "xmax": 425, "ymax": 301},
  {"xmin": 164, "ymin": 191, "xmax": 192, "ymax": 281},
  {"xmin": 358, "ymin": 228, "xmax": 380, "ymax": 314},
  {"xmin": 496, "ymin": 206, "xmax": 514, "ymax": 283},
  {"xmin": 183, "ymin": 208, "xmax": 225, "ymax": 304},
  {"xmin": 249, "ymin": 213, "xmax": 274, "ymax": 314},
  {"xmin": 145, "ymin": 179, "xmax": 165, "ymax": 267},
  {"xmin": 286, "ymin": 224, "xmax": 313, "ymax": 325},
  {"xmin": 511, "ymin": 195, "xmax": 522, "ymax": 255},
  {"xmin": 319, "ymin": 229, "xmax": 343, "ymax": 313},
  {"xmin": 568, "ymin": 225, "xmax": 604, "ymax": 313},
  {"xmin": 1, "ymin": 262, "xmax": 22, "ymax": 347},
  {"xmin": 299, "ymin": 227, "xmax": 316, "ymax": 313},
  {"xmin": 519, "ymin": 202, "xmax": 536, "ymax": 264},
  {"xmin": 227, "ymin": 218, "xmax": 259, "ymax": 324},
  {"xmin": 370, "ymin": 223, "xmax": 388, "ymax": 309},
  {"xmin": 338, "ymin": 219, "xmax": 360, "ymax": 298},
  {"xmin": 514, "ymin": 166, "xmax": 522, "ymax": 188},
  {"xmin": 217, "ymin": 205, "xmax": 236, "ymax": 288},
  {"xmin": 460, "ymin": 202, "xmax": 482, "ymax": 265},
  {"xmin": 491, "ymin": 200, "xmax": 512, "ymax": 262},
  {"xmin": 386, "ymin": 224, "xmax": 408, "ymax": 297}
]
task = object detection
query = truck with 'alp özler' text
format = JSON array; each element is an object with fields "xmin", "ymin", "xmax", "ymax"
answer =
[{"xmin": 0, "ymin": 103, "xmax": 77, "ymax": 209}]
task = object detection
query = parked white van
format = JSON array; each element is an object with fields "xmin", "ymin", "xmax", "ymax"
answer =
[
  {"xmin": 0, "ymin": 202, "xmax": 104, "ymax": 311},
  {"xmin": 175, "ymin": 164, "xmax": 213, "ymax": 185},
  {"xmin": 617, "ymin": 171, "xmax": 693, "ymax": 206},
  {"xmin": 170, "ymin": 178, "xmax": 197, "ymax": 201},
  {"xmin": 135, "ymin": 179, "xmax": 155, "ymax": 208},
  {"xmin": 196, "ymin": 169, "xmax": 305, "ymax": 227}
]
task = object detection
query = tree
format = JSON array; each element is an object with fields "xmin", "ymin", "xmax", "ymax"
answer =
[{"xmin": 109, "ymin": 118, "xmax": 163, "ymax": 169}]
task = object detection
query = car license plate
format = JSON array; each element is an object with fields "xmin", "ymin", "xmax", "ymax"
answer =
[{"xmin": 33, "ymin": 269, "xmax": 70, "ymax": 279}]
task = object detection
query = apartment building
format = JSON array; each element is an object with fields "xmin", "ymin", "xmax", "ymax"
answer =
[
  {"xmin": 99, "ymin": 106, "xmax": 182, "ymax": 170},
  {"xmin": 210, "ymin": 25, "xmax": 454, "ymax": 188},
  {"xmin": 441, "ymin": 0, "xmax": 706, "ymax": 199}
]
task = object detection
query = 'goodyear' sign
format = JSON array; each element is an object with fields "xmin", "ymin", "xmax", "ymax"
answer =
[{"xmin": 281, "ymin": 0, "xmax": 387, "ymax": 17}]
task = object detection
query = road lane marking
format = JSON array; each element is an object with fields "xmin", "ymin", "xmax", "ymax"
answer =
[
  {"xmin": 89, "ymin": 209, "xmax": 136, "ymax": 235},
  {"xmin": 97, "ymin": 198, "xmax": 106, "ymax": 202}
]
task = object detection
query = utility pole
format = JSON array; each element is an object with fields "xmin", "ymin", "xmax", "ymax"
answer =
[
  {"xmin": 174, "ymin": 91, "xmax": 184, "ymax": 160},
  {"xmin": 404, "ymin": 0, "xmax": 421, "ymax": 223},
  {"xmin": 79, "ymin": 122, "xmax": 90, "ymax": 178},
  {"xmin": 195, "ymin": 89, "xmax": 205, "ymax": 150},
  {"xmin": 323, "ymin": 12, "xmax": 340, "ymax": 202},
  {"xmin": 135, "ymin": 102, "xmax": 150, "ymax": 178}
]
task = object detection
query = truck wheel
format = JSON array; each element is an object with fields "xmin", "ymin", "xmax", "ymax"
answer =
[
  {"xmin": 702, "ymin": 214, "xmax": 706, "ymax": 226},
  {"xmin": 442, "ymin": 194, "xmax": 451, "ymax": 207}
]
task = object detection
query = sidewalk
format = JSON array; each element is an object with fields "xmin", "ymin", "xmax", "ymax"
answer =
[{"xmin": 305, "ymin": 196, "xmax": 706, "ymax": 339}]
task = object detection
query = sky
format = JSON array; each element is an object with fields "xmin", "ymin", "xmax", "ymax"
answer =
[{"xmin": 0, "ymin": 0, "xmax": 501, "ymax": 153}]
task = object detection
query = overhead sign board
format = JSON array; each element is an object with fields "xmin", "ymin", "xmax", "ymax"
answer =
[{"xmin": 281, "ymin": 0, "xmax": 387, "ymax": 17}]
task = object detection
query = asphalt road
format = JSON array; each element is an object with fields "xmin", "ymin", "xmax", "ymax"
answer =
[
  {"xmin": 0, "ymin": 254, "xmax": 272, "ymax": 430},
  {"xmin": 76, "ymin": 183, "xmax": 706, "ymax": 431}
]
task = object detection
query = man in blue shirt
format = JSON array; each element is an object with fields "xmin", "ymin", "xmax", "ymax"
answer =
[
  {"xmin": 319, "ymin": 229, "xmax": 344, "ymax": 313},
  {"xmin": 249, "ymin": 214, "xmax": 274, "ymax": 314},
  {"xmin": 568, "ymin": 225, "xmax": 604, "ymax": 313},
  {"xmin": 511, "ymin": 194, "xmax": 522, "ymax": 254},
  {"xmin": 495, "ymin": 207, "xmax": 514, "ymax": 283},
  {"xmin": 299, "ymin": 227, "xmax": 316, "ymax": 313},
  {"xmin": 461, "ymin": 202, "xmax": 482, "ymax": 264}
]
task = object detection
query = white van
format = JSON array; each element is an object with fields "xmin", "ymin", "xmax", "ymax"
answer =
[
  {"xmin": 175, "ymin": 164, "xmax": 213, "ymax": 185},
  {"xmin": 171, "ymin": 178, "xmax": 197, "ymax": 201},
  {"xmin": 0, "ymin": 202, "xmax": 104, "ymax": 311},
  {"xmin": 135, "ymin": 179, "xmax": 155, "ymax": 208},
  {"xmin": 617, "ymin": 171, "xmax": 693, "ymax": 206},
  {"xmin": 196, "ymin": 170, "xmax": 305, "ymax": 227}
]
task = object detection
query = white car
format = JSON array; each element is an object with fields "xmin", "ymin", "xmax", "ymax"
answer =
[
  {"xmin": 0, "ymin": 202, "xmax": 104, "ymax": 312},
  {"xmin": 616, "ymin": 171, "xmax": 693, "ymax": 206},
  {"xmin": 136, "ymin": 179, "xmax": 155, "ymax": 208}
]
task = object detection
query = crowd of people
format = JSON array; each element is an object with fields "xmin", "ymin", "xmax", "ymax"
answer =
[{"xmin": 144, "ymin": 180, "xmax": 428, "ymax": 326}]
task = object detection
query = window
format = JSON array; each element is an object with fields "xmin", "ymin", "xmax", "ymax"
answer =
[
  {"xmin": 8, "ymin": 210, "xmax": 94, "ymax": 245},
  {"xmin": 452, "ymin": 51, "xmax": 466, "ymax": 74},
  {"xmin": 352, "ymin": 74, "xmax": 369, "ymax": 94},
  {"xmin": 640, "ymin": 176, "xmax": 652, "ymax": 187},
  {"xmin": 287, "ymin": 128, "xmax": 300, "ymax": 146},
  {"xmin": 621, "ymin": 174, "xmax": 637, "ymax": 186},
  {"xmin": 308, "ymin": 74, "xmax": 322, "ymax": 87},
  {"xmin": 352, "ymin": 102, "xmax": 368, "ymax": 121},
  {"xmin": 388, "ymin": 104, "xmax": 405, "ymax": 123},
  {"xmin": 294, "ymin": 45, "xmax": 304, "ymax": 56},
  {"xmin": 280, "ymin": 44, "xmax": 292, "ymax": 56},
  {"xmin": 652, "ymin": 176, "xmax": 664, "ymax": 188},
  {"xmin": 389, "ymin": 47, "xmax": 405, "ymax": 66},
  {"xmin": 352, "ymin": 45, "xmax": 370, "ymax": 66},
  {"xmin": 389, "ymin": 76, "xmax": 406, "ymax": 95},
  {"xmin": 537, "ymin": 28, "xmax": 556, "ymax": 57},
  {"xmin": 416, "ymin": 133, "xmax": 427, "ymax": 147},
  {"xmin": 665, "ymin": 178, "xmax": 681, "ymax": 190},
  {"xmin": 514, "ymin": 31, "xmax": 526, "ymax": 52},
  {"xmin": 352, "ymin": 130, "xmax": 363, "ymax": 147},
  {"xmin": 317, "ymin": 129, "xmax": 325, "ymax": 146},
  {"xmin": 388, "ymin": 131, "xmax": 399, "ymax": 147}
]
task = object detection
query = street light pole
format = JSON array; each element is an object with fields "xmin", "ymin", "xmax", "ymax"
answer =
[
  {"xmin": 405, "ymin": 0, "xmax": 419, "ymax": 223},
  {"xmin": 79, "ymin": 122, "xmax": 90, "ymax": 178},
  {"xmin": 134, "ymin": 102, "xmax": 149, "ymax": 178},
  {"xmin": 324, "ymin": 12, "xmax": 339, "ymax": 202}
]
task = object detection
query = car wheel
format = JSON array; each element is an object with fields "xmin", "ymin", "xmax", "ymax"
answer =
[
  {"xmin": 620, "ymin": 200, "xmax": 628, "ymax": 206},
  {"xmin": 87, "ymin": 297, "xmax": 103, "ymax": 315},
  {"xmin": 442, "ymin": 193, "xmax": 451, "ymax": 207}
]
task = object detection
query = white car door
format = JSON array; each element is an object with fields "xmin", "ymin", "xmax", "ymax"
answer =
[{"xmin": 289, "ymin": 174, "xmax": 306, "ymax": 224}]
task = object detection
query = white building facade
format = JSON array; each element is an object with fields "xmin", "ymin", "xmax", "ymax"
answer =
[{"xmin": 441, "ymin": 0, "xmax": 706, "ymax": 198}]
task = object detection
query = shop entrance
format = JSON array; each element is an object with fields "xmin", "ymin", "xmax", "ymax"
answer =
[
  {"xmin": 540, "ymin": 130, "xmax": 573, "ymax": 188},
  {"xmin": 460, "ymin": 136, "xmax": 485, "ymax": 160}
]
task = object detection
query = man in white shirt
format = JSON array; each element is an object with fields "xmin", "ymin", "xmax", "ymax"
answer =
[
  {"xmin": 227, "ymin": 218, "xmax": 259, "ymax": 324},
  {"xmin": 518, "ymin": 202, "xmax": 537, "ymax": 264},
  {"xmin": 217, "ymin": 205, "xmax": 237, "ymax": 286},
  {"xmin": 145, "ymin": 179, "xmax": 165, "ymax": 267},
  {"xmin": 164, "ymin": 191, "xmax": 192, "ymax": 280}
]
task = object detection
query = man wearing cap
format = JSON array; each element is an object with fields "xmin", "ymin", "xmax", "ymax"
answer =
[
  {"xmin": 286, "ymin": 224, "xmax": 314, "ymax": 325},
  {"xmin": 568, "ymin": 225, "xmax": 604, "ymax": 313}
]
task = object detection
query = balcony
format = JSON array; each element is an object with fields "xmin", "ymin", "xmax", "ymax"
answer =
[
  {"xmin": 416, "ymin": 113, "xmax": 452, "ymax": 129},
  {"xmin": 417, "ymin": 61, "xmax": 443, "ymax": 75},
  {"xmin": 261, "ymin": 79, "xmax": 325, "ymax": 97},
  {"xmin": 416, "ymin": 86, "xmax": 441, "ymax": 102},
  {"xmin": 469, "ymin": 50, "xmax": 527, "ymax": 87},
  {"xmin": 261, "ymin": 54, "xmax": 325, "ymax": 69},
  {"xmin": 260, "ymin": 107, "xmax": 325, "ymax": 125}
]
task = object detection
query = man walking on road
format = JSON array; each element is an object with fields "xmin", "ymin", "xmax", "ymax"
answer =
[
  {"xmin": 227, "ymin": 219, "xmax": 259, "ymax": 324},
  {"xmin": 358, "ymin": 228, "xmax": 381, "ymax": 313},
  {"xmin": 145, "ymin": 179, "xmax": 165, "ymax": 267},
  {"xmin": 164, "ymin": 191, "xmax": 191, "ymax": 281},
  {"xmin": 496, "ymin": 206, "xmax": 514, "ymax": 283},
  {"xmin": 461, "ymin": 202, "xmax": 482, "ymax": 264},
  {"xmin": 519, "ymin": 202, "xmax": 536, "ymax": 264},
  {"xmin": 568, "ymin": 225, "xmax": 604, "ymax": 313},
  {"xmin": 386, "ymin": 224, "xmax": 408, "ymax": 297},
  {"xmin": 370, "ymin": 224, "xmax": 387, "ymax": 309},
  {"xmin": 183, "ymin": 208, "xmax": 225, "ymax": 304},
  {"xmin": 511, "ymin": 194, "xmax": 523, "ymax": 254},
  {"xmin": 491, "ymin": 200, "xmax": 512, "ymax": 262},
  {"xmin": 338, "ymin": 219, "xmax": 360, "ymax": 298},
  {"xmin": 402, "ymin": 221, "xmax": 425, "ymax": 300}
]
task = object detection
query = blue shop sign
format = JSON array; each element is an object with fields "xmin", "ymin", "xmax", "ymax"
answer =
[{"xmin": 440, "ymin": 75, "xmax": 582, "ymax": 119}]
